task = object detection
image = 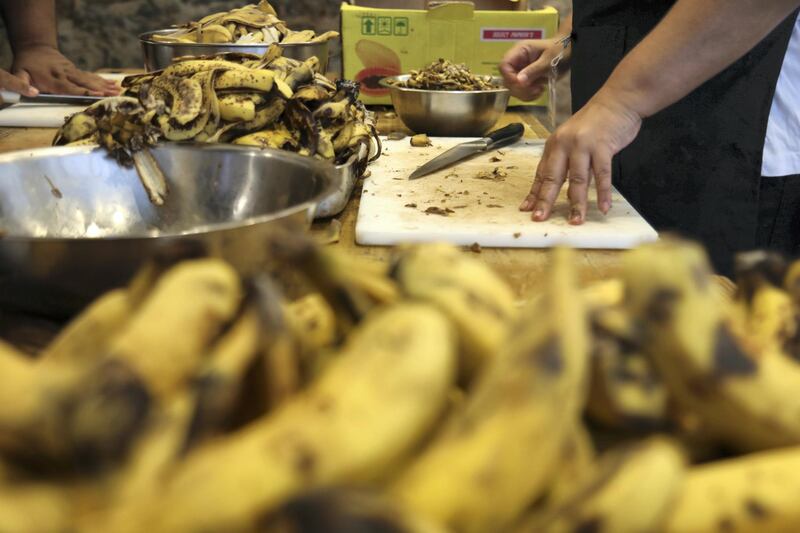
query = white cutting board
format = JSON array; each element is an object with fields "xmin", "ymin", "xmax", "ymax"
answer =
[
  {"xmin": 0, "ymin": 73, "xmax": 126, "ymax": 128},
  {"xmin": 355, "ymin": 137, "xmax": 658, "ymax": 249}
]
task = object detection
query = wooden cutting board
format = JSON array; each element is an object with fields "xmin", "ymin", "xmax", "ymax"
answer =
[{"xmin": 355, "ymin": 137, "xmax": 658, "ymax": 248}]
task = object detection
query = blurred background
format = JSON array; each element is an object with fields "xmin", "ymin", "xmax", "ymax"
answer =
[{"xmin": 0, "ymin": 0, "xmax": 572, "ymax": 122}]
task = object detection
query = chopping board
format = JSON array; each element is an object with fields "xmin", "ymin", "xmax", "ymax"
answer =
[
  {"xmin": 355, "ymin": 137, "xmax": 658, "ymax": 249},
  {"xmin": 0, "ymin": 73, "xmax": 126, "ymax": 128}
]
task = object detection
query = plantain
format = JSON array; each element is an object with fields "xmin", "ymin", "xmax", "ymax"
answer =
[
  {"xmin": 0, "ymin": 482, "xmax": 72, "ymax": 532},
  {"xmin": 521, "ymin": 437, "xmax": 686, "ymax": 533},
  {"xmin": 105, "ymin": 258, "xmax": 242, "ymax": 400},
  {"xmin": 39, "ymin": 289, "xmax": 133, "ymax": 367},
  {"xmin": 215, "ymin": 68, "xmax": 275, "ymax": 92},
  {"xmin": 623, "ymin": 238, "xmax": 800, "ymax": 451},
  {"xmin": 390, "ymin": 243, "xmax": 517, "ymax": 378},
  {"xmin": 110, "ymin": 303, "xmax": 457, "ymax": 533},
  {"xmin": 389, "ymin": 248, "xmax": 590, "ymax": 533},
  {"xmin": 665, "ymin": 444, "xmax": 800, "ymax": 532}
]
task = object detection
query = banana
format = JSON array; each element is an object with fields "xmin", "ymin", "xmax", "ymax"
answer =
[
  {"xmin": 389, "ymin": 248, "xmax": 590, "ymax": 533},
  {"xmin": 218, "ymin": 93, "xmax": 259, "ymax": 122},
  {"xmin": 522, "ymin": 437, "xmax": 686, "ymax": 533},
  {"xmin": 284, "ymin": 293, "xmax": 338, "ymax": 355},
  {"xmin": 233, "ymin": 122, "xmax": 296, "ymax": 150},
  {"xmin": 293, "ymin": 84, "xmax": 332, "ymax": 103},
  {"xmin": 238, "ymin": 97, "xmax": 287, "ymax": 132},
  {"xmin": 281, "ymin": 29, "xmax": 317, "ymax": 44},
  {"xmin": 198, "ymin": 23, "xmax": 233, "ymax": 43},
  {"xmin": 284, "ymin": 57, "xmax": 319, "ymax": 90},
  {"xmin": 106, "ymin": 258, "xmax": 243, "ymax": 399},
  {"xmin": 215, "ymin": 68, "xmax": 275, "ymax": 92},
  {"xmin": 162, "ymin": 59, "xmax": 248, "ymax": 78},
  {"xmin": 112, "ymin": 303, "xmax": 457, "ymax": 532},
  {"xmin": 157, "ymin": 71, "xmax": 215, "ymax": 141},
  {"xmin": 55, "ymin": 112, "xmax": 97, "ymax": 144},
  {"xmin": 623, "ymin": 238, "xmax": 800, "ymax": 451},
  {"xmin": 39, "ymin": 289, "xmax": 133, "ymax": 367},
  {"xmin": 317, "ymin": 128, "xmax": 335, "ymax": 159},
  {"xmin": 389, "ymin": 243, "xmax": 517, "ymax": 378},
  {"xmin": 313, "ymin": 99, "xmax": 349, "ymax": 121},
  {"xmin": 665, "ymin": 445, "xmax": 800, "ymax": 532},
  {"xmin": 260, "ymin": 490, "xmax": 448, "ymax": 533},
  {"xmin": 0, "ymin": 483, "xmax": 71, "ymax": 533}
]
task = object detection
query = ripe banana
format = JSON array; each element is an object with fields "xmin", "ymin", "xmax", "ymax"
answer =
[
  {"xmin": 523, "ymin": 437, "xmax": 686, "ymax": 533},
  {"xmin": 215, "ymin": 68, "xmax": 275, "ymax": 92},
  {"xmin": 284, "ymin": 293, "xmax": 337, "ymax": 354},
  {"xmin": 623, "ymin": 238, "xmax": 800, "ymax": 451},
  {"xmin": 112, "ymin": 303, "xmax": 457, "ymax": 533},
  {"xmin": 665, "ymin": 445, "xmax": 800, "ymax": 532},
  {"xmin": 0, "ymin": 483, "xmax": 71, "ymax": 533},
  {"xmin": 39, "ymin": 289, "xmax": 133, "ymax": 367},
  {"xmin": 390, "ymin": 243, "xmax": 517, "ymax": 378},
  {"xmin": 389, "ymin": 248, "xmax": 590, "ymax": 533},
  {"xmin": 106, "ymin": 258, "xmax": 243, "ymax": 399}
]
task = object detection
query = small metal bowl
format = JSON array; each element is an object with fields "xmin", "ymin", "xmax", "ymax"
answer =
[
  {"xmin": 140, "ymin": 29, "xmax": 331, "ymax": 72},
  {"xmin": 380, "ymin": 75, "xmax": 510, "ymax": 137},
  {"xmin": 0, "ymin": 143, "xmax": 339, "ymax": 317}
]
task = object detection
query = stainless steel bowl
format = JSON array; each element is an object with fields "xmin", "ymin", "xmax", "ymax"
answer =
[
  {"xmin": 140, "ymin": 29, "xmax": 331, "ymax": 72},
  {"xmin": 0, "ymin": 144, "xmax": 339, "ymax": 317},
  {"xmin": 380, "ymin": 75, "xmax": 510, "ymax": 137}
]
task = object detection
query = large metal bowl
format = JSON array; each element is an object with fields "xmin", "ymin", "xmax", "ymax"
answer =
[
  {"xmin": 140, "ymin": 29, "xmax": 331, "ymax": 72},
  {"xmin": 0, "ymin": 144, "xmax": 339, "ymax": 317},
  {"xmin": 381, "ymin": 75, "xmax": 510, "ymax": 137}
]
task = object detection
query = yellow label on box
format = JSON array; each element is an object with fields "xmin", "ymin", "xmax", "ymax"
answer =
[{"xmin": 341, "ymin": 2, "xmax": 558, "ymax": 106}]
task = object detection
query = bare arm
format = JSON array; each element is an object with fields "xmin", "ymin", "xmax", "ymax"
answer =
[
  {"xmin": 524, "ymin": 0, "xmax": 800, "ymax": 225},
  {"xmin": 1, "ymin": 0, "xmax": 59, "ymax": 52},
  {"xmin": 0, "ymin": 0, "xmax": 118, "ymax": 96}
]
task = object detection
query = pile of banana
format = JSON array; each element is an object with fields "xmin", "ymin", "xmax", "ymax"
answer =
[
  {"xmin": 150, "ymin": 1, "xmax": 339, "ymax": 45},
  {"xmin": 6, "ymin": 234, "xmax": 800, "ymax": 532},
  {"xmin": 53, "ymin": 45, "xmax": 379, "ymax": 169}
]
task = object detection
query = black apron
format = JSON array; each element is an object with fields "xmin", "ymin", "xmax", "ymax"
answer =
[{"xmin": 571, "ymin": 1, "xmax": 798, "ymax": 275}]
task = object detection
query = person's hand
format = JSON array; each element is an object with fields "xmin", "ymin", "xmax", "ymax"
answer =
[
  {"xmin": 0, "ymin": 68, "xmax": 38, "ymax": 99},
  {"xmin": 499, "ymin": 38, "xmax": 569, "ymax": 101},
  {"xmin": 520, "ymin": 90, "xmax": 644, "ymax": 225},
  {"xmin": 11, "ymin": 45, "xmax": 119, "ymax": 96}
]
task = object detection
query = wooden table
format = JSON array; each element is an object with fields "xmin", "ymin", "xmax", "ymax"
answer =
[{"xmin": 0, "ymin": 108, "xmax": 622, "ymax": 350}]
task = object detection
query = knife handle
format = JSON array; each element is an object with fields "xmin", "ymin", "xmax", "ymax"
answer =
[
  {"xmin": 484, "ymin": 122, "xmax": 525, "ymax": 150},
  {"xmin": 0, "ymin": 91, "xmax": 21, "ymax": 105}
]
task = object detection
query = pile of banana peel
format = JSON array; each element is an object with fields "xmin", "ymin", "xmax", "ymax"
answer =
[
  {"xmin": 52, "ymin": 45, "xmax": 380, "ymax": 204},
  {"xmin": 150, "ymin": 1, "xmax": 339, "ymax": 45},
  {"xmin": 4, "ymin": 234, "xmax": 800, "ymax": 532}
]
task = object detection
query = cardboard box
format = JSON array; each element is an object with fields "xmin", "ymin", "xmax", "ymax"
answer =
[
  {"xmin": 341, "ymin": 1, "xmax": 558, "ymax": 106},
  {"xmin": 353, "ymin": 0, "xmax": 528, "ymax": 11}
]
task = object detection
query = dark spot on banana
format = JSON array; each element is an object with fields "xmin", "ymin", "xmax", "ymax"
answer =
[
  {"xmin": 644, "ymin": 288, "xmax": 680, "ymax": 323},
  {"xmin": 530, "ymin": 336, "xmax": 563, "ymax": 375},
  {"xmin": 691, "ymin": 263, "xmax": 711, "ymax": 291},
  {"xmin": 745, "ymin": 499, "xmax": 770, "ymax": 520},
  {"xmin": 574, "ymin": 516, "xmax": 603, "ymax": 533},
  {"xmin": 293, "ymin": 444, "xmax": 318, "ymax": 478},
  {"xmin": 718, "ymin": 517, "xmax": 735, "ymax": 532},
  {"xmin": 259, "ymin": 490, "xmax": 407, "ymax": 533},
  {"xmin": 315, "ymin": 395, "xmax": 335, "ymax": 413},
  {"xmin": 66, "ymin": 359, "xmax": 151, "ymax": 472},
  {"xmin": 712, "ymin": 326, "xmax": 757, "ymax": 377},
  {"xmin": 734, "ymin": 251, "xmax": 787, "ymax": 303}
]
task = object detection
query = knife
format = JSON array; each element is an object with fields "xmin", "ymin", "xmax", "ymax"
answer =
[
  {"xmin": 0, "ymin": 90, "xmax": 104, "ymax": 106},
  {"xmin": 408, "ymin": 122, "xmax": 525, "ymax": 180}
]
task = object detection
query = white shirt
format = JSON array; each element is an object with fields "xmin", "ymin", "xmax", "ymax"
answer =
[{"xmin": 762, "ymin": 13, "xmax": 800, "ymax": 177}]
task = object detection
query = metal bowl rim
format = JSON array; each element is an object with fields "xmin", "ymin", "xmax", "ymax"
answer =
[
  {"xmin": 139, "ymin": 29, "xmax": 330, "ymax": 49},
  {"xmin": 379, "ymin": 74, "xmax": 510, "ymax": 95},
  {"xmin": 0, "ymin": 143, "xmax": 341, "ymax": 243}
]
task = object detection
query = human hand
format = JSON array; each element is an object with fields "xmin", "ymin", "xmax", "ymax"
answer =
[
  {"xmin": 0, "ymin": 68, "xmax": 38, "ymax": 99},
  {"xmin": 11, "ymin": 45, "xmax": 119, "ymax": 96},
  {"xmin": 520, "ymin": 90, "xmax": 643, "ymax": 225},
  {"xmin": 499, "ymin": 38, "xmax": 569, "ymax": 101}
]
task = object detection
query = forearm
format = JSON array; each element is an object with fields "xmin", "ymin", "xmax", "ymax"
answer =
[
  {"xmin": 597, "ymin": 0, "xmax": 799, "ymax": 118},
  {"xmin": 1, "ymin": 0, "xmax": 58, "ymax": 53}
]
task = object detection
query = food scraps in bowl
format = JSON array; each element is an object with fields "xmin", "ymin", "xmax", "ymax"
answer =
[
  {"xmin": 387, "ymin": 59, "xmax": 499, "ymax": 91},
  {"xmin": 149, "ymin": 1, "xmax": 339, "ymax": 45}
]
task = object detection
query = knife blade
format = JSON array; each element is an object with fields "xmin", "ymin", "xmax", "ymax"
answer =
[
  {"xmin": 408, "ymin": 122, "xmax": 525, "ymax": 180},
  {"xmin": 0, "ymin": 90, "xmax": 104, "ymax": 106}
]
